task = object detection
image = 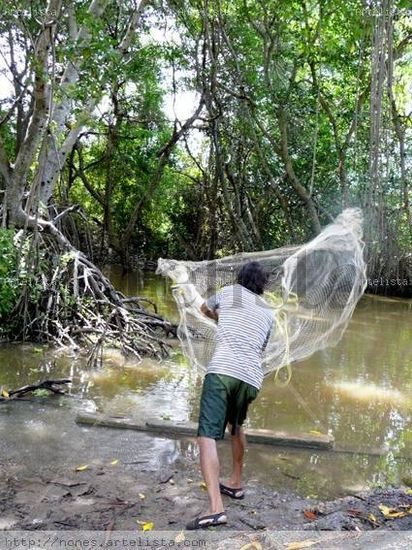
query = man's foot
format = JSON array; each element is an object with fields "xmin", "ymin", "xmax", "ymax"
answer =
[
  {"xmin": 219, "ymin": 482, "xmax": 244, "ymax": 500},
  {"xmin": 186, "ymin": 511, "xmax": 227, "ymax": 530}
]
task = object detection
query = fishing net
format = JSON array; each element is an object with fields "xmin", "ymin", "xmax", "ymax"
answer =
[{"xmin": 157, "ymin": 208, "xmax": 367, "ymax": 378}]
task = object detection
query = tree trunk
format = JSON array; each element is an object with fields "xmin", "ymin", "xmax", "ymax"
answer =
[{"xmin": 278, "ymin": 107, "xmax": 321, "ymax": 234}]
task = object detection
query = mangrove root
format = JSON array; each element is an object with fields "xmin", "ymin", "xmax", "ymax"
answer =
[{"xmin": 7, "ymin": 231, "xmax": 176, "ymax": 365}]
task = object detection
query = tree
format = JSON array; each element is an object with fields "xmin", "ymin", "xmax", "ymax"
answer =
[{"xmin": 0, "ymin": 0, "xmax": 176, "ymax": 356}]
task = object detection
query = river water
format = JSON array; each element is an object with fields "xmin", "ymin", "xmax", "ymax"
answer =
[{"xmin": 1, "ymin": 267, "xmax": 411, "ymax": 501}]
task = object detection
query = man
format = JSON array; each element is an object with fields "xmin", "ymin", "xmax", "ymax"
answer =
[{"xmin": 186, "ymin": 261, "xmax": 273, "ymax": 530}]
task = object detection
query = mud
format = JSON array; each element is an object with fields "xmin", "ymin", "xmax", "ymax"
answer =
[{"xmin": 1, "ymin": 428, "xmax": 411, "ymax": 532}]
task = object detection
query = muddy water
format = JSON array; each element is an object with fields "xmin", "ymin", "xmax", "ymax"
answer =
[{"xmin": 1, "ymin": 267, "xmax": 411, "ymax": 501}]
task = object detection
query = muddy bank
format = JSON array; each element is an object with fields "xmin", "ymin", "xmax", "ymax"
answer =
[{"xmin": 1, "ymin": 425, "xmax": 411, "ymax": 532}]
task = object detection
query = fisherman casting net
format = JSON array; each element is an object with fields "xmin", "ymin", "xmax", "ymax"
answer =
[{"xmin": 157, "ymin": 208, "xmax": 367, "ymax": 377}]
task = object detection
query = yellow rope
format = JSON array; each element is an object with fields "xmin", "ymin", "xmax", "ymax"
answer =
[
  {"xmin": 264, "ymin": 290, "xmax": 299, "ymax": 387},
  {"xmin": 273, "ymin": 309, "xmax": 292, "ymax": 387}
]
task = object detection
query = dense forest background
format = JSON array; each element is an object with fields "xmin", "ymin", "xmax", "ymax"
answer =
[{"xmin": 0, "ymin": 0, "xmax": 411, "ymax": 349}]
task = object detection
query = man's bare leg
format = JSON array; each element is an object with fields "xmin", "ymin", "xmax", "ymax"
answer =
[
  {"xmin": 198, "ymin": 436, "xmax": 225, "ymax": 514},
  {"xmin": 223, "ymin": 424, "xmax": 246, "ymax": 489}
]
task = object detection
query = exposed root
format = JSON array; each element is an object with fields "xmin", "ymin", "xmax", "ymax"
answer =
[{"xmin": 9, "ymin": 232, "xmax": 175, "ymax": 366}]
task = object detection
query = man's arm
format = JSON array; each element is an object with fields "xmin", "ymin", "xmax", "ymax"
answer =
[{"xmin": 201, "ymin": 302, "xmax": 219, "ymax": 322}]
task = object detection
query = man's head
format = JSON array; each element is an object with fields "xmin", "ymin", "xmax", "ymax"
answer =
[{"xmin": 237, "ymin": 261, "xmax": 268, "ymax": 295}]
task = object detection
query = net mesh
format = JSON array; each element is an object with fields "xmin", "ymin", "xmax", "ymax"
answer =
[{"xmin": 157, "ymin": 208, "xmax": 367, "ymax": 377}]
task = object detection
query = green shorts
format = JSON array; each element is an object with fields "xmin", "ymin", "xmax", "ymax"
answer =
[{"xmin": 197, "ymin": 373, "xmax": 259, "ymax": 440}]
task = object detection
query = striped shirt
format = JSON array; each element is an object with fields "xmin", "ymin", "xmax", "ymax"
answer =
[{"xmin": 206, "ymin": 284, "xmax": 273, "ymax": 390}]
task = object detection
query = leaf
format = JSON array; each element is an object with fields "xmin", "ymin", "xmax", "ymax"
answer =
[
  {"xmin": 285, "ymin": 541, "xmax": 318, "ymax": 550},
  {"xmin": 75, "ymin": 464, "xmax": 89, "ymax": 472},
  {"xmin": 138, "ymin": 493, "xmax": 145, "ymax": 500},
  {"xmin": 368, "ymin": 513, "xmax": 377, "ymax": 523},
  {"xmin": 240, "ymin": 542, "xmax": 262, "ymax": 550},
  {"xmin": 303, "ymin": 510, "xmax": 317, "ymax": 520},
  {"xmin": 1, "ymin": 389, "xmax": 9, "ymax": 398},
  {"xmin": 33, "ymin": 388, "xmax": 50, "ymax": 398},
  {"xmin": 175, "ymin": 531, "xmax": 185, "ymax": 543},
  {"xmin": 110, "ymin": 459, "xmax": 119, "ymax": 465},
  {"xmin": 347, "ymin": 508, "xmax": 362, "ymax": 517},
  {"xmin": 378, "ymin": 504, "xmax": 408, "ymax": 519},
  {"xmin": 309, "ymin": 430, "xmax": 323, "ymax": 436},
  {"xmin": 405, "ymin": 489, "xmax": 412, "ymax": 495},
  {"xmin": 136, "ymin": 519, "xmax": 154, "ymax": 530},
  {"xmin": 200, "ymin": 481, "xmax": 207, "ymax": 490}
]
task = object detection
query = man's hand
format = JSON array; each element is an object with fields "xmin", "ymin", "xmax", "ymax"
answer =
[
  {"xmin": 201, "ymin": 302, "xmax": 219, "ymax": 322},
  {"xmin": 175, "ymin": 283, "xmax": 204, "ymax": 309}
]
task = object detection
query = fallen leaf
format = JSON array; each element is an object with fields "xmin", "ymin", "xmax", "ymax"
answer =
[
  {"xmin": 1, "ymin": 389, "xmax": 9, "ymax": 398},
  {"xmin": 75, "ymin": 464, "xmax": 89, "ymax": 472},
  {"xmin": 175, "ymin": 531, "xmax": 185, "ymax": 543},
  {"xmin": 303, "ymin": 510, "xmax": 317, "ymax": 520},
  {"xmin": 378, "ymin": 504, "xmax": 410, "ymax": 519},
  {"xmin": 348, "ymin": 509, "xmax": 379, "ymax": 525},
  {"xmin": 187, "ymin": 478, "xmax": 193, "ymax": 483},
  {"xmin": 285, "ymin": 541, "xmax": 317, "ymax": 550},
  {"xmin": 136, "ymin": 520, "xmax": 154, "ymax": 531},
  {"xmin": 200, "ymin": 481, "xmax": 207, "ymax": 490},
  {"xmin": 110, "ymin": 459, "xmax": 119, "ymax": 465},
  {"xmin": 347, "ymin": 509, "xmax": 362, "ymax": 517},
  {"xmin": 309, "ymin": 430, "xmax": 323, "ymax": 437},
  {"xmin": 138, "ymin": 493, "xmax": 145, "ymax": 500},
  {"xmin": 240, "ymin": 542, "xmax": 262, "ymax": 550},
  {"xmin": 405, "ymin": 489, "xmax": 412, "ymax": 495}
]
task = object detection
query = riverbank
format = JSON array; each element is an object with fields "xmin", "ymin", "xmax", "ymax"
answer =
[{"xmin": 1, "ymin": 422, "xmax": 411, "ymax": 533}]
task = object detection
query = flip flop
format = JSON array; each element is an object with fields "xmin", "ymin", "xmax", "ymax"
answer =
[
  {"xmin": 219, "ymin": 482, "xmax": 245, "ymax": 500},
  {"xmin": 186, "ymin": 511, "xmax": 227, "ymax": 530}
]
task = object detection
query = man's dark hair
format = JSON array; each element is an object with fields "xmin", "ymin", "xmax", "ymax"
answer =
[{"xmin": 237, "ymin": 261, "xmax": 268, "ymax": 295}]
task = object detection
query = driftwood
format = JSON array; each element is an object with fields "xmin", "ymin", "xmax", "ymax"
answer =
[
  {"xmin": 75, "ymin": 413, "xmax": 335, "ymax": 450},
  {"xmin": 0, "ymin": 378, "xmax": 71, "ymax": 400}
]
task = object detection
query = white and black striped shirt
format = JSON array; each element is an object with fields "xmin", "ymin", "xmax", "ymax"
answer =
[{"xmin": 206, "ymin": 284, "xmax": 273, "ymax": 390}]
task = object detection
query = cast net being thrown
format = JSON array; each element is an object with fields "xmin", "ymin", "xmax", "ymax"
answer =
[{"xmin": 157, "ymin": 208, "xmax": 367, "ymax": 377}]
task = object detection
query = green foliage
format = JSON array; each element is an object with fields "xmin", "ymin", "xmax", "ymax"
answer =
[
  {"xmin": 0, "ymin": 229, "xmax": 19, "ymax": 318},
  {"xmin": 2, "ymin": 0, "xmax": 409, "ymax": 277},
  {"xmin": 32, "ymin": 388, "xmax": 50, "ymax": 398}
]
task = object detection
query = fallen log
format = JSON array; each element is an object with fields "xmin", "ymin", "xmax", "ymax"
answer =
[
  {"xmin": 0, "ymin": 379, "xmax": 71, "ymax": 400},
  {"xmin": 75, "ymin": 413, "xmax": 334, "ymax": 450}
]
